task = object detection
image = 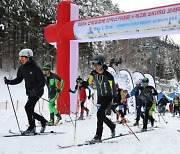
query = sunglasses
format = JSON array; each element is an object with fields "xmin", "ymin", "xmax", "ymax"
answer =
[{"xmin": 19, "ymin": 56, "xmax": 27, "ymax": 61}]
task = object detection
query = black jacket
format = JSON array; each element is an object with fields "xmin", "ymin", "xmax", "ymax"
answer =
[{"xmin": 9, "ymin": 59, "xmax": 45, "ymax": 96}]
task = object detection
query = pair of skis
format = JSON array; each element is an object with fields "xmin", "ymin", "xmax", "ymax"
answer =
[
  {"xmin": 3, "ymin": 130, "xmax": 64, "ymax": 137},
  {"xmin": 58, "ymin": 128, "xmax": 156, "ymax": 149}
]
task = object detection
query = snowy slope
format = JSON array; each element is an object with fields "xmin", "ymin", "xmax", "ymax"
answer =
[{"xmin": 0, "ymin": 70, "xmax": 180, "ymax": 154}]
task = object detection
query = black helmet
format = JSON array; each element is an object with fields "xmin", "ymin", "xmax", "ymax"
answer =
[
  {"xmin": 91, "ymin": 54, "xmax": 105, "ymax": 66},
  {"xmin": 42, "ymin": 64, "xmax": 51, "ymax": 70},
  {"xmin": 76, "ymin": 76, "xmax": 83, "ymax": 83},
  {"xmin": 142, "ymin": 77, "xmax": 149, "ymax": 83}
]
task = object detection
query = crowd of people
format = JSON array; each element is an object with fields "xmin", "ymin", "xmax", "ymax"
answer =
[{"xmin": 3, "ymin": 49, "xmax": 180, "ymax": 142}]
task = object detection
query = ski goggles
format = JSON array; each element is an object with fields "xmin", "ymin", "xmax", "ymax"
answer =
[{"xmin": 19, "ymin": 56, "xmax": 27, "ymax": 61}]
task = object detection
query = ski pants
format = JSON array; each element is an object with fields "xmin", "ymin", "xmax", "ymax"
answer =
[
  {"xmin": 136, "ymin": 105, "xmax": 144, "ymax": 122},
  {"xmin": 143, "ymin": 107, "xmax": 154, "ymax": 129},
  {"xmin": 96, "ymin": 96, "xmax": 115, "ymax": 139},
  {"xmin": 48, "ymin": 92, "xmax": 59, "ymax": 115},
  {"xmin": 25, "ymin": 91, "xmax": 47, "ymax": 129},
  {"xmin": 173, "ymin": 106, "xmax": 180, "ymax": 115},
  {"xmin": 80, "ymin": 101, "xmax": 88, "ymax": 114}
]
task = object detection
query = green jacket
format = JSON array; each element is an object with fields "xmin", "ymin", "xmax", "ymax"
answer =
[{"xmin": 45, "ymin": 72, "xmax": 64, "ymax": 99}]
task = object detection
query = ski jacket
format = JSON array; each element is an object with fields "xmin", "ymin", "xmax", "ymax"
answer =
[
  {"xmin": 113, "ymin": 88, "xmax": 125, "ymax": 105},
  {"xmin": 45, "ymin": 72, "xmax": 64, "ymax": 99},
  {"xmin": 71, "ymin": 82, "xmax": 91, "ymax": 102},
  {"xmin": 139, "ymin": 85, "xmax": 158, "ymax": 108},
  {"xmin": 173, "ymin": 98, "xmax": 180, "ymax": 107},
  {"xmin": 158, "ymin": 97, "xmax": 169, "ymax": 107},
  {"xmin": 131, "ymin": 86, "xmax": 142, "ymax": 107},
  {"xmin": 87, "ymin": 70, "xmax": 116, "ymax": 97},
  {"xmin": 8, "ymin": 59, "xmax": 45, "ymax": 96}
]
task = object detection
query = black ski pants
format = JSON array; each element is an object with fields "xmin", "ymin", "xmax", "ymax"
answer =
[
  {"xmin": 25, "ymin": 91, "xmax": 46, "ymax": 129},
  {"xmin": 96, "ymin": 96, "xmax": 115, "ymax": 139},
  {"xmin": 143, "ymin": 107, "xmax": 154, "ymax": 129}
]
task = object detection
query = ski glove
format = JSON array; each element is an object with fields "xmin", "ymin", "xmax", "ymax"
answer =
[
  {"xmin": 4, "ymin": 77, "xmax": 10, "ymax": 85},
  {"xmin": 96, "ymin": 104, "xmax": 101, "ymax": 110},
  {"xmin": 29, "ymin": 90, "xmax": 36, "ymax": 97},
  {"xmin": 69, "ymin": 89, "xmax": 74, "ymax": 93}
]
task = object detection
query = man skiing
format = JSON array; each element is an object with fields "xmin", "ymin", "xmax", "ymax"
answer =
[
  {"xmin": 131, "ymin": 80, "xmax": 144, "ymax": 126},
  {"xmin": 43, "ymin": 64, "xmax": 64, "ymax": 126},
  {"xmin": 87, "ymin": 54, "xmax": 116, "ymax": 143},
  {"xmin": 4, "ymin": 49, "xmax": 47, "ymax": 135},
  {"xmin": 69, "ymin": 77, "xmax": 91, "ymax": 120},
  {"xmin": 158, "ymin": 95, "xmax": 169, "ymax": 116},
  {"xmin": 139, "ymin": 77, "xmax": 158, "ymax": 131}
]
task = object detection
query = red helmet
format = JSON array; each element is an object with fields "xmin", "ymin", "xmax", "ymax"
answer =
[{"xmin": 115, "ymin": 83, "xmax": 119, "ymax": 89}]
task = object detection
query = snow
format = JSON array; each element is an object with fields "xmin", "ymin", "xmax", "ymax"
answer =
[{"xmin": 0, "ymin": 70, "xmax": 180, "ymax": 154}]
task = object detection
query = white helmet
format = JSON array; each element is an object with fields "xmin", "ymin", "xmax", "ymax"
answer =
[{"xmin": 19, "ymin": 49, "xmax": 33, "ymax": 57}]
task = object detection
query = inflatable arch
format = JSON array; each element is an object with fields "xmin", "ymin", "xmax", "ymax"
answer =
[{"xmin": 44, "ymin": 0, "xmax": 180, "ymax": 114}]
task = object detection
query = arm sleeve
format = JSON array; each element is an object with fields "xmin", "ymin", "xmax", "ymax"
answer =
[
  {"xmin": 55, "ymin": 75, "xmax": 64, "ymax": 91},
  {"xmin": 9, "ymin": 68, "xmax": 23, "ymax": 85}
]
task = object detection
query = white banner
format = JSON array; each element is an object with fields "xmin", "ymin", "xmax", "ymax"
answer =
[
  {"xmin": 133, "ymin": 71, "xmax": 145, "ymax": 85},
  {"xmin": 107, "ymin": 66, "xmax": 117, "ymax": 75},
  {"xmin": 114, "ymin": 70, "xmax": 136, "ymax": 113},
  {"xmin": 74, "ymin": 4, "xmax": 180, "ymax": 42}
]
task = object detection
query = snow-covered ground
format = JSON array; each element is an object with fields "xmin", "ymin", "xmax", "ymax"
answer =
[{"xmin": 0, "ymin": 70, "xmax": 180, "ymax": 154}]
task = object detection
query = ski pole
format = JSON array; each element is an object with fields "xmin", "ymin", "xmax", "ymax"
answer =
[
  {"xmin": 59, "ymin": 95, "xmax": 75, "ymax": 127},
  {"xmin": 158, "ymin": 113, "xmax": 168, "ymax": 124},
  {"xmin": 154, "ymin": 110, "xmax": 168, "ymax": 124},
  {"xmin": 6, "ymin": 83, "xmax": 21, "ymax": 133},
  {"xmin": 39, "ymin": 96, "xmax": 75, "ymax": 126},
  {"xmin": 115, "ymin": 110, "xmax": 140, "ymax": 141}
]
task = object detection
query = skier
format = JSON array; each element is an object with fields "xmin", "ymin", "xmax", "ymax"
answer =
[
  {"xmin": 123, "ymin": 90, "xmax": 130, "ymax": 115},
  {"xmin": 87, "ymin": 54, "xmax": 116, "ymax": 143},
  {"xmin": 131, "ymin": 80, "xmax": 144, "ymax": 126},
  {"xmin": 42, "ymin": 64, "xmax": 64, "ymax": 126},
  {"xmin": 111, "ymin": 83, "xmax": 126, "ymax": 123},
  {"xmin": 4, "ymin": 49, "xmax": 47, "ymax": 135},
  {"xmin": 69, "ymin": 76, "xmax": 91, "ymax": 120},
  {"xmin": 139, "ymin": 77, "xmax": 158, "ymax": 131},
  {"xmin": 172, "ymin": 96, "xmax": 180, "ymax": 117},
  {"xmin": 158, "ymin": 95, "xmax": 169, "ymax": 116}
]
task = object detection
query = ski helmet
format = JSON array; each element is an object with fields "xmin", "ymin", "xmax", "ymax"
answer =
[
  {"xmin": 76, "ymin": 77, "xmax": 83, "ymax": 83},
  {"xmin": 142, "ymin": 77, "xmax": 149, "ymax": 83},
  {"xmin": 91, "ymin": 54, "xmax": 105, "ymax": 66},
  {"xmin": 19, "ymin": 49, "xmax": 33, "ymax": 57},
  {"xmin": 42, "ymin": 64, "xmax": 51, "ymax": 70}
]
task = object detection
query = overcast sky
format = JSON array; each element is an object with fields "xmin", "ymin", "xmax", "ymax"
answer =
[{"xmin": 111, "ymin": 0, "xmax": 180, "ymax": 44}]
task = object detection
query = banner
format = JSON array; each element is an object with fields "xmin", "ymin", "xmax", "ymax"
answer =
[
  {"xmin": 114, "ymin": 70, "xmax": 136, "ymax": 113},
  {"xmin": 133, "ymin": 71, "xmax": 145, "ymax": 85},
  {"xmin": 74, "ymin": 4, "xmax": 180, "ymax": 42},
  {"xmin": 107, "ymin": 66, "xmax": 117, "ymax": 75}
]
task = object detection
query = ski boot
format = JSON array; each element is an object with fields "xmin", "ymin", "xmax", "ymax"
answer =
[
  {"xmin": 21, "ymin": 127, "xmax": 36, "ymax": 135},
  {"xmin": 78, "ymin": 113, "xmax": 84, "ymax": 120},
  {"xmin": 48, "ymin": 119, "xmax": 54, "ymax": 126},
  {"xmin": 111, "ymin": 124, "xmax": 116, "ymax": 138},
  {"xmin": 85, "ymin": 109, "xmax": 89, "ymax": 117},
  {"xmin": 55, "ymin": 114, "xmax": 62, "ymax": 125},
  {"xmin": 133, "ymin": 121, "xmax": 139, "ymax": 126},
  {"xmin": 141, "ymin": 128, "xmax": 147, "ymax": 132},
  {"xmin": 89, "ymin": 135, "xmax": 102, "ymax": 144},
  {"xmin": 40, "ymin": 120, "xmax": 47, "ymax": 133}
]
